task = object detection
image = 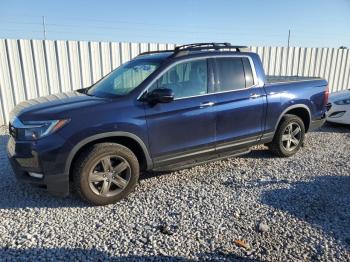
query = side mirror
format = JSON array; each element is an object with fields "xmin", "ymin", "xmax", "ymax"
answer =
[{"xmin": 146, "ymin": 88, "xmax": 174, "ymax": 104}]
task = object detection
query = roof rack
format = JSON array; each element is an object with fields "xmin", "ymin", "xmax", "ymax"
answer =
[
  {"xmin": 174, "ymin": 42, "xmax": 246, "ymax": 52},
  {"xmin": 137, "ymin": 42, "xmax": 248, "ymax": 57}
]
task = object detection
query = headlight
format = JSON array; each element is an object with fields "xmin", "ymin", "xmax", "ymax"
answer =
[
  {"xmin": 334, "ymin": 98, "xmax": 350, "ymax": 105},
  {"xmin": 18, "ymin": 119, "xmax": 70, "ymax": 140}
]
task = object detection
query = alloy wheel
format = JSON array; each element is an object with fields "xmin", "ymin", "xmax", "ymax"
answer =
[
  {"xmin": 281, "ymin": 122, "xmax": 302, "ymax": 151},
  {"xmin": 88, "ymin": 155, "xmax": 131, "ymax": 197}
]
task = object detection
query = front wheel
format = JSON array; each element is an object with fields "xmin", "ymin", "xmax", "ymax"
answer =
[
  {"xmin": 73, "ymin": 143, "xmax": 139, "ymax": 206},
  {"xmin": 268, "ymin": 114, "xmax": 305, "ymax": 157}
]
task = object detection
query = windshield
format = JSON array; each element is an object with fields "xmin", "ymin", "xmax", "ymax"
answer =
[{"xmin": 87, "ymin": 59, "xmax": 160, "ymax": 97}]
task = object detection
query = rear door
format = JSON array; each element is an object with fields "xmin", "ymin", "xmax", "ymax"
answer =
[
  {"xmin": 213, "ymin": 56, "xmax": 266, "ymax": 150},
  {"xmin": 143, "ymin": 58, "xmax": 217, "ymax": 167}
]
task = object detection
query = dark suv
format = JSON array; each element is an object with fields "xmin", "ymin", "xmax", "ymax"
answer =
[{"xmin": 7, "ymin": 43, "xmax": 328, "ymax": 205}]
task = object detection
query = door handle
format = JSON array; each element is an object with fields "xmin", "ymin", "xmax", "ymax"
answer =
[
  {"xmin": 200, "ymin": 101, "xmax": 215, "ymax": 108},
  {"xmin": 250, "ymin": 93, "xmax": 261, "ymax": 99}
]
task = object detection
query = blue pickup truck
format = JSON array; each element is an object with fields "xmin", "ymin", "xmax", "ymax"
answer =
[{"xmin": 7, "ymin": 43, "xmax": 328, "ymax": 205}]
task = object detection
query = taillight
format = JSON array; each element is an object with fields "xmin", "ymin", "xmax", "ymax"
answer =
[{"xmin": 324, "ymin": 85, "xmax": 329, "ymax": 105}]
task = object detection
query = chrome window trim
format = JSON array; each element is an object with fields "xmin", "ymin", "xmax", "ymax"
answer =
[
  {"xmin": 169, "ymin": 84, "xmax": 259, "ymax": 101},
  {"xmin": 137, "ymin": 54, "xmax": 260, "ymax": 101}
]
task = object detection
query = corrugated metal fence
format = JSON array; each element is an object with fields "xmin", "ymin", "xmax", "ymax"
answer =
[{"xmin": 0, "ymin": 39, "xmax": 349, "ymax": 125}]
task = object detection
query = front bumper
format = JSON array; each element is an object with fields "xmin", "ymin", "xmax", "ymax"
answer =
[
  {"xmin": 7, "ymin": 135, "xmax": 71, "ymax": 197},
  {"xmin": 326, "ymin": 102, "xmax": 350, "ymax": 124}
]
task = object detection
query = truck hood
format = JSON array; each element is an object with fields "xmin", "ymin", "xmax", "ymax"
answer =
[
  {"xmin": 10, "ymin": 91, "xmax": 108, "ymax": 122},
  {"xmin": 329, "ymin": 89, "xmax": 350, "ymax": 102}
]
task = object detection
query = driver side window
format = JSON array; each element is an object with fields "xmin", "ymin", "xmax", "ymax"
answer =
[{"xmin": 149, "ymin": 59, "xmax": 208, "ymax": 99}]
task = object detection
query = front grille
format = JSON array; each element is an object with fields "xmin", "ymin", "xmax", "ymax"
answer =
[
  {"xmin": 326, "ymin": 103, "xmax": 332, "ymax": 111},
  {"xmin": 8, "ymin": 123, "xmax": 17, "ymax": 138}
]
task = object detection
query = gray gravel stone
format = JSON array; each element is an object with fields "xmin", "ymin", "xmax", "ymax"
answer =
[
  {"xmin": 257, "ymin": 222, "xmax": 270, "ymax": 233},
  {"xmin": 0, "ymin": 123, "xmax": 349, "ymax": 261}
]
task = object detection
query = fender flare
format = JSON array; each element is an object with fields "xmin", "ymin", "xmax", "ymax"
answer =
[
  {"xmin": 274, "ymin": 104, "xmax": 311, "ymax": 131},
  {"xmin": 64, "ymin": 131, "xmax": 153, "ymax": 176}
]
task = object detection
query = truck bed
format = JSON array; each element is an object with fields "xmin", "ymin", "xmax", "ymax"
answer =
[{"xmin": 266, "ymin": 75, "xmax": 322, "ymax": 84}]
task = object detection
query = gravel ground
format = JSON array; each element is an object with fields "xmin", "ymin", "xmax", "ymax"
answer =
[{"xmin": 0, "ymin": 123, "xmax": 349, "ymax": 261}]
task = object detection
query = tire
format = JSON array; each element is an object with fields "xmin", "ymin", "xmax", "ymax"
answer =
[
  {"xmin": 73, "ymin": 143, "xmax": 139, "ymax": 206},
  {"xmin": 268, "ymin": 114, "xmax": 305, "ymax": 157}
]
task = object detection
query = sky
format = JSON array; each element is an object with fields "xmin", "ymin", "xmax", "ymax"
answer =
[{"xmin": 0, "ymin": 0, "xmax": 349, "ymax": 47}]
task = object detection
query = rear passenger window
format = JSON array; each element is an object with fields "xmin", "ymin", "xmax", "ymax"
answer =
[{"xmin": 215, "ymin": 58, "xmax": 252, "ymax": 92}]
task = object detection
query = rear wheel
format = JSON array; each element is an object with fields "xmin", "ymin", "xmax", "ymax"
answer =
[
  {"xmin": 268, "ymin": 114, "xmax": 305, "ymax": 157},
  {"xmin": 73, "ymin": 143, "xmax": 139, "ymax": 206}
]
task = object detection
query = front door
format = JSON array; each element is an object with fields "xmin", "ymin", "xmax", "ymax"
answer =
[{"xmin": 143, "ymin": 58, "xmax": 217, "ymax": 167}]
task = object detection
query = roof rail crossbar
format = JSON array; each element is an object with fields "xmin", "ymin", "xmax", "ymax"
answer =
[
  {"xmin": 175, "ymin": 42, "xmax": 232, "ymax": 51},
  {"xmin": 137, "ymin": 42, "xmax": 248, "ymax": 57},
  {"xmin": 138, "ymin": 49, "xmax": 175, "ymax": 56}
]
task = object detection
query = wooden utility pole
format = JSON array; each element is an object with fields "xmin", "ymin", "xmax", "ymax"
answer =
[{"xmin": 42, "ymin": 16, "xmax": 47, "ymax": 40}]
